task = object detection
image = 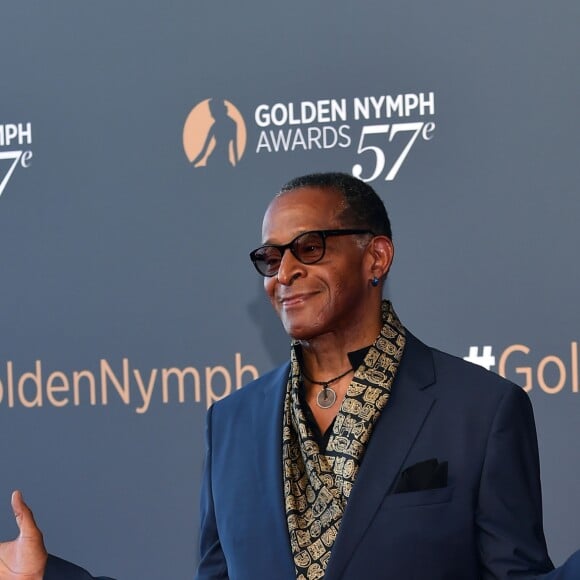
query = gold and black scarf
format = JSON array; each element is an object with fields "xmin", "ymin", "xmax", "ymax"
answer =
[{"xmin": 282, "ymin": 300, "xmax": 406, "ymax": 579}]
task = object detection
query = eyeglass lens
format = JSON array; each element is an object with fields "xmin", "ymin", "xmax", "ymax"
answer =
[{"xmin": 253, "ymin": 231, "xmax": 326, "ymax": 276}]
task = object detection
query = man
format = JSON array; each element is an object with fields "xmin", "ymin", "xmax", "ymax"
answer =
[
  {"xmin": 1, "ymin": 173, "xmax": 578, "ymax": 579},
  {"xmin": 195, "ymin": 173, "xmax": 556, "ymax": 579}
]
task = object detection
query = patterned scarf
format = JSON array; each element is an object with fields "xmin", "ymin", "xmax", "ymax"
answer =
[{"xmin": 282, "ymin": 300, "xmax": 406, "ymax": 579}]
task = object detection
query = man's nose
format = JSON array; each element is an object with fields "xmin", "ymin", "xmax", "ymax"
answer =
[{"xmin": 276, "ymin": 248, "xmax": 304, "ymax": 285}]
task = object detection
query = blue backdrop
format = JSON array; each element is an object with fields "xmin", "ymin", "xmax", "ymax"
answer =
[{"xmin": 1, "ymin": 2, "xmax": 578, "ymax": 578}]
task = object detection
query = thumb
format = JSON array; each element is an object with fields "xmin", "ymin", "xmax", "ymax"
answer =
[{"xmin": 11, "ymin": 491, "xmax": 41, "ymax": 539}]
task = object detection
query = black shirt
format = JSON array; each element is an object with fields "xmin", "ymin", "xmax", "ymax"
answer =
[{"xmin": 297, "ymin": 346, "xmax": 371, "ymax": 452}]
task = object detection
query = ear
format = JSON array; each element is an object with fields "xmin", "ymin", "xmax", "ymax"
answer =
[{"xmin": 366, "ymin": 236, "xmax": 394, "ymax": 280}]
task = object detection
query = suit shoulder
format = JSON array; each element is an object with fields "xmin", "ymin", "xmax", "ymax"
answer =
[
  {"xmin": 432, "ymin": 349, "xmax": 528, "ymax": 400},
  {"xmin": 211, "ymin": 361, "xmax": 290, "ymax": 411},
  {"xmin": 434, "ymin": 347, "xmax": 508, "ymax": 381},
  {"xmin": 414, "ymin": 334, "xmax": 526, "ymax": 402}
]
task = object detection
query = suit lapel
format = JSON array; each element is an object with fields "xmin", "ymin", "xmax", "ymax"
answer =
[
  {"xmin": 250, "ymin": 363, "xmax": 296, "ymax": 576},
  {"xmin": 325, "ymin": 332, "xmax": 437, "ymax": 579}
]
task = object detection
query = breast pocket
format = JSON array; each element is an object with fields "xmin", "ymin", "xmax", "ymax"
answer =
[{"xmin": 383, "ymin": 485, "xmax": 454, "ymax": 509}]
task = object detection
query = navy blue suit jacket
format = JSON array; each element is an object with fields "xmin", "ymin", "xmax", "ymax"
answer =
[
  {"xmin": 44, "ymin": 331, "xmax": 580, "ymax": 579},
  {"xmin": 196, "ymin": 331, "xmax": 555, "ymax": 579}
]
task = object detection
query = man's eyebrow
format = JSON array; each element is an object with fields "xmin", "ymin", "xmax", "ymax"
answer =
[{"xmin": 262, "ymin": 229, "xmax": 314, "ymax": 245}]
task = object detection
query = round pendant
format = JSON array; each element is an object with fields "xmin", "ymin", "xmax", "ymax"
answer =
[{"xmin": 316, "ymin": 387, "xmax": 337, "ymax": 409}]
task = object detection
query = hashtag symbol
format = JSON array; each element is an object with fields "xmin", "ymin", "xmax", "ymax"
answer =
[{"xmin": 463, "ymin": 346, "xmax": 496, "ymax": 371}]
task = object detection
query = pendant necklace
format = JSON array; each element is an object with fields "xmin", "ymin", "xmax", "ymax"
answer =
[{"xmin": 302, "ymin": 367, "xmax": 353, "ymax": 409}]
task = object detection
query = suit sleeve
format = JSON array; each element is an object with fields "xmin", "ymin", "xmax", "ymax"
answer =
[
  {"xmin": 195, "ymin": 404, "xmax": 229, "ymax": 580},
  {"xmin": 476, "ymin": 384, "xmax": 554, "ymax": 579},
  {"xmin": 44, "ymin": 554, "xmax": 115, "ymax": 579}
]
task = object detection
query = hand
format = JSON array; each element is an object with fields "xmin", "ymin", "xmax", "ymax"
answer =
[{"xmin": 0, "ymin": 491, "xmax": 47, "ymax": 580}]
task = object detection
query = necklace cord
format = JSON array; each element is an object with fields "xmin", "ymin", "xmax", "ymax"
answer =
[{"xmin": 302, "ymin": 367, "xmax": 353, "ymax": 389}]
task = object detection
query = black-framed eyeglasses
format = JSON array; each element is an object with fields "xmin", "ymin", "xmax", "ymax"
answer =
[{"xmin": 249, "ymin": 229, "xmax": 374, "ymax": 277}]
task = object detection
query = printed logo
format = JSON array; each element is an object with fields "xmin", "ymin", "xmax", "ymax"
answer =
[
  {"xmin": 183, "ymin": 99, "xmax": 247, "ymax": 168},
  {"xmin": 0, "ymin": 122, "xmax": 33, "ymax": 199},
  {"xmin": 183, "ymin": 92, "xmax": 436, "ymax": 182},
  {"xmin": 254, "ymin": 94, "xmax": 436, "ymax": 182}
]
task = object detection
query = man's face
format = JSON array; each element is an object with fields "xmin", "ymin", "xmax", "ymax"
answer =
[{"xmin": 261, "ymin": 186, "xmax": 372, "ymax": 341}]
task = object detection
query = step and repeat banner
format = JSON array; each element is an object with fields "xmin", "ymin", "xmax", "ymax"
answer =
[{"xmin": 1, "ymin": 2, "xmax": 578, "ymax": 578}]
